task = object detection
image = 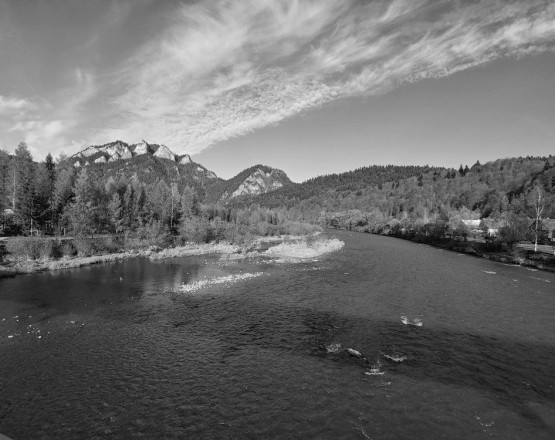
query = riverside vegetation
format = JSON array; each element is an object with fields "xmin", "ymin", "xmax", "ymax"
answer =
[
  {"xmin": 230, "ymin": 156, "xmax": 555, "ymax": 265},
  {"xmin": 1, "ymin": 142, "xmax": 554, "ymax": 274},
  {"xmin": 0, "ymin": 143, "xmax": 323, "ymax": 276}
]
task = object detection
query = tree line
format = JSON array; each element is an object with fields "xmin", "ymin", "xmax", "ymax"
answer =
[
  {"xmin": 229, "ymin": 155, "xmax": 554, "ymax": 250},
  {"xmin": 0, "ymin": 143, "xmax": 315, "ymax": 245}
]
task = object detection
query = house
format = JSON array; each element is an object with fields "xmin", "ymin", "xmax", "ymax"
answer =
[
  {"xmin": 543, "ymin": 219, "xmax": 555, "ymax": 241},
  {"xmin": 461, "ymin": 219, "xmax": 480, "ymax": 229}
]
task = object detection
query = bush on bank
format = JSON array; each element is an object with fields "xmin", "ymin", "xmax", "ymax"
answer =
[{"xmin": 1, "ymin": 217, "xmax": 324, "ymax": 262}]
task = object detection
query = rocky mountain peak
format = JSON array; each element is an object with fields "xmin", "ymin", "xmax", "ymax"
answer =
[
  {"xmin": 230, "ymin": 167, "xmax": 288, "ymax": 198},
  {"xmin": 68, "ymin": 140, "xmax": 218, "ymax": 180},
  {"xmin": 71, "ymin": 140, "xmax": 184, "ymax": 167}
]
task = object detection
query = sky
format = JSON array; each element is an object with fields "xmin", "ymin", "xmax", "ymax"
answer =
[{"xmin": 1, "ymin": 0, "xmax": 554, "ymax": 182}]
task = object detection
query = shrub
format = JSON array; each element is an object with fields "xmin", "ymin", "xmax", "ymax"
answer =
[
  {"xmin": 134, "ymin": 221, "xmax": 171, "ymax": 248},
  {"xmin": 73, "ymin": 236, "xmax": 96, "ymax": 256},
  {"xmin": 61, "ymin": 240, "xmax": 78, "ymax": 257},
  {"xmin": 0, "ymin": 244, "xmax": 7, "ymax": 263},
  {"xmin": 73, "ymin": 236, "xmax": 123, "ymax": 256},
  {"xmin": 178, "ymin": 217, "xmax": 211, "ymax": 244},
  {"xmin": 5, "ymin": 237, "xmax": 56, "ymax": 260}
]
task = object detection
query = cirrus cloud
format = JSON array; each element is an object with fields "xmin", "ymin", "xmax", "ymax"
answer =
[
  {"xmin": 2, "ymin": 0, "xmax": 555, "ymax": 156},
  {"xmin": 97, "ymin": 0, "xmax": 555, "ymax": 154}
]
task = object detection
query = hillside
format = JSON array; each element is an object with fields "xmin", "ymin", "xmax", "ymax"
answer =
[
  {"xmin": 219, "ymin": 156, "xmax": 555, "ymax": 240},
  {"xmin": 227, "ymin": 164, "xmax": 443, "ymax": 209},
  {"xmin": 204, "ymin": 165, "xmax": 293, "ymax": 203},
  {"xmin": 83, "ymin": 154, "xmax": 216, "ymax": 194}
]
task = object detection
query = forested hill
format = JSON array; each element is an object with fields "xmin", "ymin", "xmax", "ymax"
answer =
[
  {"xmin": 204, "ymin": 164, "xmax": 293, "ymax": 203},
  {"xmin": 227, "ymin": 164, "xmax": 444, "ymax": 209},
  {"xmin": 229, "ymin": 156, "xmax": 555, "ymax": 226},
  {"xmin": 303, "ymin": 164, "xmax": 444, "ymax": 192},
  {"xmin": 83, "ymin": 153, "xmax": 215, "ymax": 194}
]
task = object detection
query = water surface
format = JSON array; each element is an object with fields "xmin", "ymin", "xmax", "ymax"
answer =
[{"xmin": 1, "ymin": 231, "xmax": 554, "ymax": 439}]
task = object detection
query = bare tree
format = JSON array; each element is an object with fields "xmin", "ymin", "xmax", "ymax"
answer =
[{"xmin": 526, "ymin": 184, "xmax": 554, "ymax": 252}]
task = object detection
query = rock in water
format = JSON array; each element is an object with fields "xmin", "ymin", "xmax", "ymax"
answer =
[
  {"xmin": 346, "ymin": 348, "xmax": 363, "ymax": 358},
  {"xmin": 326, "ymin": 343, "xmax": 341, "ymax": 353}
]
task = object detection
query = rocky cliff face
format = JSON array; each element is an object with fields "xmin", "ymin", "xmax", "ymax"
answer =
[
  {"xmin": 230, "ymin": 168, "xmax": 286, "ymax": 198},
  {"xmin": 69, "ymin": 140, "xmax": 217, "ymax": 179},
  {"xmin": 203, "ymin": 165, "xmax": 292, "ymax": 204}
]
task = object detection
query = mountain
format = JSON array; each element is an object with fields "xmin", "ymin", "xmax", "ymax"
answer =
[
  {"xmin": 226, "ymin": 164, "xmax": 441, "ymax": 209},
  {"xmin": 204, "ymin": 165, "xmax": 293, "ymax": 203},
  {"xmin": 67, "ymin": 140, "xmax": 218, "ymax": 188},
  {"xmin": 67, "ymin": 142, "xmax": 292, "ymax": 202},
  {"xmin": 69, "ymin": 140, "xmax": 208, "ymax": 172},
  {"xmin": 232, "ymin": 156, "xmax": 555, "ymax": 225}
]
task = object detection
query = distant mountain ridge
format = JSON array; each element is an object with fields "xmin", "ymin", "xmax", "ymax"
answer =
[
  {"xmin": 226, "ymin": 164, "xmax": 443, "ymax": 208},
  {"xmin": 228, "ymin": 156, "xmax": 555, "ymax": 225},
  {"xmin": 67, "ymin": 142, "xmax": 293, "ymax": 201},
  {"xmin": 70, "ymin": 140, "xmax": 198, "ymax": 169},
  {"xmin": 28, "ymin": 141, "xmax": 555, "ymax": 220}
]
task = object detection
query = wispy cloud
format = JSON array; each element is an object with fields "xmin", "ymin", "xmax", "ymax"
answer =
[
  {"xmin": 2, "ymin": 0, "xmax": 555, "ymax": 155},
  {"xmin": 4, "ymin": 68, "xmax": 97, "ymax": 156},
  {"xmin": 0, "ymin": 95, "xmax": 34, "ymax": 116},
  {"xmin": 98, "ymin": 0, "xmax": 555, "ymax": 154}
]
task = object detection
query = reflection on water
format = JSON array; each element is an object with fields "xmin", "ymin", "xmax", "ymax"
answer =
[{"xmin": 1, "ymin": 231, "xmax": 555, "ymax": 440}]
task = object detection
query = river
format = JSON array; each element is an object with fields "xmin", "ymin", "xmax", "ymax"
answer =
[{"xmin": 1, "ymin": 230, "xmax": 555, "ymax": 439}]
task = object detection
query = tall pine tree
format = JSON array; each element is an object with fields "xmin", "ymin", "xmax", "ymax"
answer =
[{"xmin": 13, "ymin": 142, "xmax": 36, "ymax": 232}]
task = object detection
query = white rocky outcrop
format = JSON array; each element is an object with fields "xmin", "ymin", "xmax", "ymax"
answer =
[
  {"xmin": 178, "ymin": 154, "xmax": 192, "ymax": 164},
  {"xmin": 133, "ymin": 140, "xmax": 149, "ymax": 156},
  {"xmin": 231, "ymin": 169, "xmax": 284, "ymax": 198},
  {"xmin": 71, "ymin": 140, "xmax": 200, "ymax": 170},
  {"xmin": 80, "ymin": 146, "xmax": 98, "ymax": 157},
  {"xmin": 100, "ymin": 141, "xmax": 130, "ymax": 161},
  {"xmin": 153, "ymin": 145, "xmax": 176, "ymax": 161}
]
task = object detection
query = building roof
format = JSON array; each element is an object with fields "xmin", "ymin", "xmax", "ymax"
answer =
[{"xmin": 462, "ymin": 219, "xmax": 480, "ymax": 227}]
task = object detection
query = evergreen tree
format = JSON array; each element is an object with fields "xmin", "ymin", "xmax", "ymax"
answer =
[
  {"xmin": 53, "ymin": 166, "xmax": 75, "ymax": 234},
  {"xmin": 180, "ymin": 186, "xmax": 198, "ymax": 219},
  {"xmin": 134, "ymin": 186, "xmax": 147, "ymax": 227},
  {"xmin": 45, "ymin": 153, "xmax": 56, "ymax": 226},
  {"xmin": 33, "ymin": 164, "xmax": 52, "ymax": 231},
  {"xmin": 13, "ymin": 142, "xmax": 36, "ymax": 232},
  {"xmin": 0, "ymin": 149, "xmax": 10, "ymax": 230},
  {"xmin": 147, "ymin": 180, "xmax": 172, "ymax": 227},
  {"xmin": 66, "ymin": 168, "xmax": 97, "ymax": 236},
  {"xmin": 108, "ymin": 192, "xmax": 124, "ymax": 233},
  {"xmin": 123, "ymin": 184, "xmax": 135, "ymax": 230}
]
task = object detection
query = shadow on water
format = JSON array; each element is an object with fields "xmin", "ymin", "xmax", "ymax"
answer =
[{"xmin": 166, "ymin": 291, "xmax": 555, "ymax": 431}]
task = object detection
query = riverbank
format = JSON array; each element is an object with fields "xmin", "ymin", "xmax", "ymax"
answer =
[
  {"xmin": 324, "ymin": 226, "xmax": 555, "ymax": 272},
  {"xmin": 0, "ymin": 234, "xmax": 344, "ymax": 278},
  {"xmin": 388, "ymin": 233, "xmax": 555, "ymax": 273}
]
